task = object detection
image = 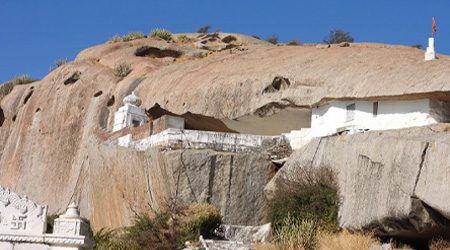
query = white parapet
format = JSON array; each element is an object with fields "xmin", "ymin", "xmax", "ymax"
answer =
[
  {"xmin": 0, "ymin": 188, "xmax": 93, "ymax": 250},
  {"xmin": 123, "ymin": 128, "xmax": 289, "ymax": 155},
  {"xmin": 425, "ymin": 37, "xmax": 437, "ymax": 61}
]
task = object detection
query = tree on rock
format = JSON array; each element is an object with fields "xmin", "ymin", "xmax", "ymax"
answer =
[{"xmin": 323, "ymin": 29, "xmax": 354, "ymax": 44}]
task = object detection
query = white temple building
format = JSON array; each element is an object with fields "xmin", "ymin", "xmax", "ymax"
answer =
[
  {"xmin": 113, "ymin": 92, "xmax": 148, "ymax": 132},
  {"xmin": 309, "ymin": 98, "xmax": 450, "ymax": 138}
]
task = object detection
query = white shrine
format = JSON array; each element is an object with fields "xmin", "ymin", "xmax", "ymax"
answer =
[
  {"xmin": 425, "ymin": 37, "xmax": 437, "ymax": 61},
  {"xmin": 0, "ymin": 186, "xmax": 93, "ymax": 250},
  {"xmin": 113, "ymin": 92, "xmax": 148, "ymax": 132}
]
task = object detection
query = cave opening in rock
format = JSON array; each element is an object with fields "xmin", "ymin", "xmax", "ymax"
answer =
[
  {"xmin": 0, "ymin": 107, "xmax": 4, "ymax": 127},
  {"xmin": 64, "ymin": 71, "xmax": 81, "ymax": 85},
  {"xmin": 262, "ymin": 76, "xmax": 291, "ymax": 94},
  {"xmin": 23, "ymin": 89, "xmax": 33, "ymax": 104},
  {"xmin": 135, "ymin": 46, "xmax": 182, "ymax": 58},
  {"xmin": 94, "ymin": 91, "xmax": 103, "ymax": 97},
  {"xmin": 107, "ymin": 95, "xmax": 115, "ymax": 107}
]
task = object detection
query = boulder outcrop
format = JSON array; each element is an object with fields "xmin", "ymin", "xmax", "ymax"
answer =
[
  {"xmin": 85, "ymin": 138, "xmax": 275, "ymax": 230},
  {"xmin": 266, "ymin": 123, "xmax": 450, "ymax": 239}
]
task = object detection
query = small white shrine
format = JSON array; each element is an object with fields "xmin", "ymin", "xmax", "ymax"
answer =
[
  {"xmin": 113, "ymin": 92, "xmax": 148, "ymax": 132},
  {"xmin": 425, "ymin": 37, "xmax": 437, "ymax": 61},
  {"xmin": 0, "ymin": 186, "xmax": 93, "ymax": 250}
]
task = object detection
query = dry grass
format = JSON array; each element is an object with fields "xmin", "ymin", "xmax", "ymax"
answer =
[
  {"xmin": 254, "ymin": 242, "xmax": 276, "ymax": 250},
  {"xmin": 429, "ymin": 237, "xmax": 450, "ymax": 250},
  {"xmin": 318, "ymin": 230, "xmax": 381, "ymax": 250}
]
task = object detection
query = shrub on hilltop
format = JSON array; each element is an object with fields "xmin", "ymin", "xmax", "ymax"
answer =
[
  {"xmin": 149, "ymin": 28, "xmax": 172, "ymax": 41},
  {"xmin": 122, "ymin": 31, "xmax": 147, "ymax": 42},
  {"xmin": 0, "ymin": 74, "xmax": 35, "ymax": 97},
  {"xmin": 323, "ymin": 29, "xmax": 354, "ymax": 44},
  {"xmin": 197, "ymin": 25, "xmax": 211, "ymax": 34},
  {"xmin": 266, "ymin": 34, "xmax": 279, "ymax": 44}
]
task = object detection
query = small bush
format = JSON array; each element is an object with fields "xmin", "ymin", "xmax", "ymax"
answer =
[
  {"xmin": 197, "ymin": 25, "xmax": 211, "ymax": 34},
  {"xmin": 323, "ymin": 29, "xmax": 354, "ymax": 44},
  {"xmin": 109, "ymin": 35, "xmax": 122, "ymax": 43},
  {"xmin": 287, "ymin": 39, "xmax": 302, "ymax": 46},
  {"xmin": 149, "ymin": 28, "xmax": 172, "ymax": 41},
  {"xmin": 273, "ymin": 216, "xmax": 321, "ymax": 250},
  {"xmin": 268, "ymin": 166, "xmax": 339, "ymax": 233},
  {"xmin": 177, "ymin": 35, "xmax": 192, "ymax": 43},
  {"xmin": 91, "ymin": 203, "xmax": 222, "ymax": 250},
  {"xmin": 56, "ymin": 57, "xmax": 67, "ymax": 68},
  {"xmin": 410, "ymin": 44, "xmax": 423, "ymax": 49},
  {"xmin": 122, "ymin": 31, "xmax": 147, "ymax": 42},
  {"xmin": 266, "ymin": 34, "xmax": 279, "ymax": 44},
  {"xmin": 10, "ymin": 75, "xmax": 34, "ymax": 85},
  {"xmin": 114, "ymin": 62, "xmax": 131, "ymax": 77},
  {"xmin": 0, "ymin": 74, "xmax": 35, "ymax": 96},
  {"xmin": 179, "ymin": 203, "xmax": 222, "ymax": 240},
  {"xmin": 252, "ymin": 35, "xmax": 261, "ymax": 40},
  {"xmin": 222, "ymin": 35, "xmax": 237, "ymax": 44}
]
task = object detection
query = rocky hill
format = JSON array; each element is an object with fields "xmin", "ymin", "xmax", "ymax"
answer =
[{"xmin": 1, "ymin": 32, "xmax": 450, "ymax": 236}]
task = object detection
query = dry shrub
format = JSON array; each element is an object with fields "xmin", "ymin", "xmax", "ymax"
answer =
[
  {"xmin": 254, "ymin": 242, "xmax": 276, "ymax": 250},
  {"xmin": 266, "ymin": 34, "xmax": 279, "ymax": 44},
  {"xmin": 150, "ymin": 28, "xmax": 172, "ymax": 41},
  {"xmin": 178, "ymin": 203, "xmax": 222, "ymax": 240},
  {"xmin": 122, "ymin": 31, "xmax": 146, "ymax": 42},
  {"xmin": 268, "ymin": 166, "xmax": 339, "ymax": 233},
  {"xmin": 318, "ymin": 230, "xmax": 381, "ymax": 250},
  {"xmin": 0, "ymin": 75, "xmax": 35, "ymax": 96},
  {"xmin": 114, "ymin": 62, "xmax": 131, "ymax": 77},
  {"xmin": 430, "ymin": 237, "xmax": 450, "ymax": 250},
  {"xmin": 273, "ymin": 215, "xmax": 321, "ymax": 250}
]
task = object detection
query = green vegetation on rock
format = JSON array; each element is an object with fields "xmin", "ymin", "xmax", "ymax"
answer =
[
  {"xmin": 114, "ymin": 62, "xmax": 132, "ymax": 77},
  {"xmin": 93, "ymin": 203, "xmax": 222, "ymax": 250},
  {"xmin": 0, "ymin": 74, "xmax": 35, "ymax": 97},
  {"xmin": 149, "ymin": 28, "xmax": 172, "ymax": 41}
]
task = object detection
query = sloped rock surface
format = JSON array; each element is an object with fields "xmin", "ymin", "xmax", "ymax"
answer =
[
  {"xmin": 85, "ymin": 138, "xmax": 275, "ymax": 230},
  {"xmin": 266, "ymin": 124, "xmax": 450, "ymax": 239}
]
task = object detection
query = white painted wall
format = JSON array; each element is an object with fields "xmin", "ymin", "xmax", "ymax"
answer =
[
  {"xmin": 113, "ymin": 104, "xmax": 147, "ymax": 132},
  {"xmin": 117, "ymin": 128, "xmax": 287, "ymax": 154},
  {"xmin": 310, "ymin": 99, "xmax": 439, "ymax": 137}
]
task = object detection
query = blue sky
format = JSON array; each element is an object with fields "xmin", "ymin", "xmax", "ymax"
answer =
[{"xmin": 1, "ymin": 0, "xmax": 448, "ymax": 84}]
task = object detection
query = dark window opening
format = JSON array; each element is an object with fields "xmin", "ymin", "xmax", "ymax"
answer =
[
  {"xmin": 132, "ymin": 120, "xmax": 140, "ymax": 127},
  {"xmin": 373, "ymin": 102, "xmax": 378, "ymax": 117},
  {"xmin": 346, "ymin": 103, "xmax": 355, "ymax": 122}
]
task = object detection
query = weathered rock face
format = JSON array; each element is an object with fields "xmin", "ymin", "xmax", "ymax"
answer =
[
  {"xmin": 266, "ymin": 124, "xmax": 450, "ymax": 239},
  {"xmin": 1, "ymin": 33, "xmax": 450, "ymax": 232},
  {"xmin": 84, "ymin": 138, "xmax": 275, "ymax": 230}
]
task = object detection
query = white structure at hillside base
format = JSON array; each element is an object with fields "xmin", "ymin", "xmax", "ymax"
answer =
[
  {"xmin": 425, "ymin": 37, "xmax": 437, "ymax": 61},
  {"xmin": 0, "ymin": 186, "xmax": 93, "ymax": 249},
  {"xmin": 309, "ymin": 98, "xmax": 450, "ymax": 138},
  {"xmin": 113, "ymin": 92, "xmax": 148, "ymax": 132}
]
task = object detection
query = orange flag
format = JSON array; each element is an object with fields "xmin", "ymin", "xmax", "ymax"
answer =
[{"xmin": 432, "ymin": 17, "xmax": 437, "ymax": 37}]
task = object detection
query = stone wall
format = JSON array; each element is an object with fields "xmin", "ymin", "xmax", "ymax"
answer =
[{"xmin": 116, "ymin": 128, "xmax": 291, "ymax": 160}]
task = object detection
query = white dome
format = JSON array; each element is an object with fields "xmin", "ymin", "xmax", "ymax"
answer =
[{"xmin": 123, "ymin": 92, "xmax": 142, "ymax": 107}]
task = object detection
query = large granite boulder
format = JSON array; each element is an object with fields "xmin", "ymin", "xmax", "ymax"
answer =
[{"xmin": 266, "ymin": 124, "xmax": 450, "ymax": 239}]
